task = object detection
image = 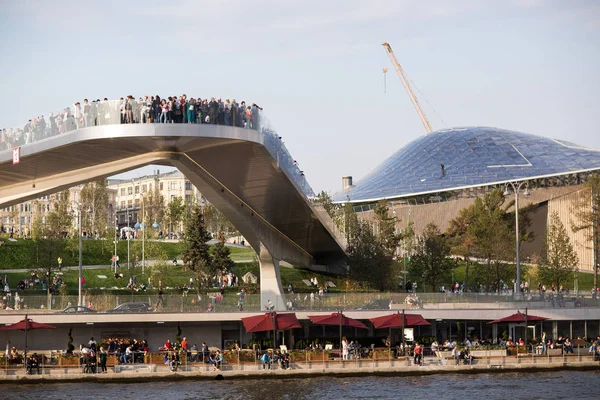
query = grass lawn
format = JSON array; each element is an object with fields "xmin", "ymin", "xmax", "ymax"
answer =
[
  {"xmin": 2, "ymin": 261, "xmax": 350, "ymax": 296},
  {"xmin": 450, "ymin": 263, "xmax": 594, "ymax": 292}
]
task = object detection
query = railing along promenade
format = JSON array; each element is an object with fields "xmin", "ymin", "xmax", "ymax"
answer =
[
  {"xmin": 2, "ymin": 346, "xmax": 599, "ymax": 378},
  {"xmin": 2, "ymin": 292, "xmax": 598, "ymax": 313},
  {"xmin": 0, "ymin": 99, "xmax": 315, "ymax": 198}
]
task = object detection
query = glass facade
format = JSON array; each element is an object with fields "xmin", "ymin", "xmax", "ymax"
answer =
[{"xmin": 334, "ymin": 127, "xmax": 600, "ymax": 202}]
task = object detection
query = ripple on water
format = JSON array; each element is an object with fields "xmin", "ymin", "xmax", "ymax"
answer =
[{"xmin": 2, "ymin": 371, "xmax": 600, "ymax": 400}]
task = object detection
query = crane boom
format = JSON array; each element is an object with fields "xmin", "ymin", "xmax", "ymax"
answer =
[{"xmin": 382, "ymin": 42, "xmax": 433, "ymax": 133}]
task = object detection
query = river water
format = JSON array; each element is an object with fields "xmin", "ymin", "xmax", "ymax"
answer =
[{"xmin": 2, "ymin": 371, "xmax": 599, "ymax": 400}]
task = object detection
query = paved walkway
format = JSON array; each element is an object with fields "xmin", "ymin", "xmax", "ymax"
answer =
[
  {"xmin": 1, "ymin": 356, "xmax": 597, "ymax": 382},
  {"xmin": 0, "ymin": 258, "xmax": 255, "ymax": 274}
]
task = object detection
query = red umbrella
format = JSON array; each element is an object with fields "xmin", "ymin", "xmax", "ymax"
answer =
[
  {"xmin": 242, "ymin": 312, "xmax": 301, "ymax": 333},
  {"xmin": 0, "ymin": 318, "xmax": 56, "ymax": 331},
  {"xmin": 369, "ymin": 311, "xmax": 431, "ymax": 329},
  {"xmin": 308, "ymin": 312, "xmax": 369, "ymax": 329},
  {"xmin": 0, "ymin": 315, "xmax": 56, "ymax": 367},
  {"xmin": 308, "ymin": 312, "xmax": 368, "ymax": 356},
  {"xmin": 487, "ymin": 311, "xmax": 548, "ymax": 324}
]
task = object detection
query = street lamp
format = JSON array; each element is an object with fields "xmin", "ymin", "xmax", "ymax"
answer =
[
  {"xmin": 70, "ymin": 201, "xmax": 91, "ymax": 307},
  {"xmin": 114, "ymin": 216, "xmax": 118, "ymax": 274},
  {"xmin": 504, "ymin": 181, "xmax": 530, "ymax": 296}
]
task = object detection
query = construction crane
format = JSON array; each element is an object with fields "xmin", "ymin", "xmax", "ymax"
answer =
[{"xmin": 382, "ymin": 42, "xmax": 433, "ymax": 133}]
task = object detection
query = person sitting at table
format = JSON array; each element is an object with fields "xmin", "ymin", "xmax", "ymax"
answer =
[
  {"xmin": 463, "ymin": 349, "xmax": 473, "ymax": 365},
  {"xmin": 564, "ymin": 338, "xmax": 574, "ymax": 354},
  {"xmin": 261, "ymin": 351, "xmax": 271, "ymax": 370},
  {"xmin": 169, "ymin": 351, "xmax": 180, "ymax": 372},
  {"xmin": 26, "ymin": 354, "xmax": 40, "ymax": 375},
  {"xmin": 518, "ymin": 338, "xmax": 525, "ymax": 346}
]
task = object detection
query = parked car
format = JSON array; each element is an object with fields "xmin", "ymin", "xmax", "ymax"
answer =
[
  {"xmin": 106, "ymin": 302, "xmax": 153, "ymax": 313},
  {"xmin": 58, "ymin": 306, "xmax": 97, "ymax": 314},
  {"xmin": 355, "ymin": 299, "xmax": 392, "ymax": 311}
]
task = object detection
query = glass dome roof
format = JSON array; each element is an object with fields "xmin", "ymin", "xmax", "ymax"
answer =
[{"xmin": 334, "ymin": 126, "xmax": 600, "ymax": 203}]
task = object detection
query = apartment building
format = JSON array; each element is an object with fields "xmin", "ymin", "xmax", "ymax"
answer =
[{"xmin": 109, "ymin": 170, "xmax": 205, "ymax": 231}]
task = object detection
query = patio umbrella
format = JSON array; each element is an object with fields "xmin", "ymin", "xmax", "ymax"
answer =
[
  {"xmin": 487, "ymin": 309, "xmax": 548, "ymax": 347},
  {"xmin": 369, "ymin": 310, "xmax": 431, "ymax": 329},
  {"xmin": 487, "ymin": 309, "xmax": 548, "ymax": 324},
  {"xmin": 0, "ymin": 315, "xmax": 56, "ymax": 367},
  {"xmin": 308, "ymin": 312, "xmax": 368, "ymax": 357},
  {"xmin": 242, "ymin": 312, "xmax": 301, "ymax": 349}
]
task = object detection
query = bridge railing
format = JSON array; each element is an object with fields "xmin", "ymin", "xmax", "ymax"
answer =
[
  {"xmin": 3, "ymin": 291, "xmax": 598, "ymax": 313},
  {"xmin": 0, "ymin": 99, "xmax": 315, "ymax": 198}
]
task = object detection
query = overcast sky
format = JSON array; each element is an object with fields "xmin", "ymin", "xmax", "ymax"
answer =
[{"xmin": 1, "ymin": 0, "xmax": 598, "ymax": 194}]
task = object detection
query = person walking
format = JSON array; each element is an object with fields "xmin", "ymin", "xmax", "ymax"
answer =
[
  {"xmin": 99, "ymin": 346, "xmax": 108, "ymax": 373},
  {"xmin": 156, "ymin": 288, "xmax": 164, "ymax": 311},
  {"xmin": 413, "ymin": 341, "xmax": 423, "ymax": 366}
]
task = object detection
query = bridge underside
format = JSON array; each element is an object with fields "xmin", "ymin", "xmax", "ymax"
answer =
[{"xmin": 0, "ymin": 124, "xmax": 346, "ymax": 310}]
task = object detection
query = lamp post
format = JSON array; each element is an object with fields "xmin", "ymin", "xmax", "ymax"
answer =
[
  {"xmin": 70, "ymin": 201, "xmax": 89, "ymax": 307},
  {"xmin": 504, "ymin": 181, "xmax": 530, "ymax": 296},
  {"xmin": 127, "ymin": 208, "xmax": 131, "ymax": 269},
  {"xmin": 141, "ymin": 196, "xmax": 145, "ymax": 274},
  {"xmin": 114, "ymin": 216, "xmax": 118, "ymax": 274}
]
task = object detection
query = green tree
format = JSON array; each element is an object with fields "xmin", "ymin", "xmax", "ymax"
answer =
[
  {"xmin": 539, "ymin": 212, "xmax": 579, "ymax": 288},
  {"xmin": 81, "ymin": 179, "xmax": 109, "ymax": 238},
  {"xmin": 165, "ymin": 196, "xmax": 186, "ymax": 234},
  {"xmin": 409, "ymin": 222, "xmax": 453, "ymax": 291},
  {"xmin": 571, "ymin": 173, "xmax": 600, "ymax": 290},
  {"xmin": 143, "ymin": 182, "xmax": 165, "ymax": 236},
  {"xmin": 447, "ymin": 189, "xmax": 530, "ymax": 292},
  {"xmin": 30, "ymin": 237, "xmax": 66, "ymax": 309},
  {"xmin": 347, "ymin": 220, "xmax": 392, "ymax": 291},
  {"xmin": 212, "ymin": 239, "xmax": 235, "ymax": 273},
  {"xmin": 373, "ymin": 201, "xmax": 400, "ymax": 256},
  {"xmin": 46, "ymin": 191, "xmax": 73, "ymax": 238},
  {"xmin": 202, "ymin": 203, "xmax": 236, "ymax": 235},
  {"xmin": 316, "ymin": 190, "xmax": 335, "ymax": 218},
  {"xmin": 402, "ymin": 220, "xmax": 416, "ymax": 256},
  {"xmin": 182, "ymin": 207, "xmax": 214, "ymax": 292}
]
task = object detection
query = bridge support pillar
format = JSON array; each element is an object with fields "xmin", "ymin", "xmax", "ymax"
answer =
[{"xmin": 258, "ymin": 243, "xmax": 286, "ymax": 312}]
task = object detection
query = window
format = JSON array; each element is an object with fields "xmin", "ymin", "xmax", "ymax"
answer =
[
  {"xmin": 185, "ymin": 181, "xmax": 192, "ymax": 191},
  {"xmin": 170, "ymin": 182, "xmax": 178, "ymax": 190},
  {"xmin": 171, "ymin": 195, "xmax": 175, "ymax": 201},
  {"xmin": 20, "ymin": 216, "xmax": 25, "ymax": 225},
  {"xmin": 185, "ymin": 195, "xmax": 191, "ymax": 202},
  {"xmin": 135, "ymin": 186, "xmax": 140, "ymax": 194},
  {"xmin": 120, "ymin": 201, "xmax": 126, "ymax": 209},
  {"xmin": 142, "ymin": 184, "xmax": 147, "ymax": 193},
  {"xmin": 127, "ymin": 187, "xmax": 133, "ymax": 195},
  {"xmin": 149, "ymin": 183, "xmax": 153, "ymax": 191},
  {"xmin": 159, "ymin": 182, "xmax": 164, "ymax": 190},
  {"xmin": 20, "ymin": 204, "xmax": 24, "ymax": 212},
  {"xmin": 127, "ymin": 200, "xmax": 133, "ymax": 208},
  {"xmin": 120, "ymin": 188, "xmax": 125, "ymax": 196},
  {"xmin": 135, "ymin": 199, "xmax": 140, "ymax": 207}
]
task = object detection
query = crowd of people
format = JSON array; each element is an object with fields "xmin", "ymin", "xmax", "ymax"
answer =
[{"xmin": 0, "ymin": 95, "xmax": 264, "ymax": 151}]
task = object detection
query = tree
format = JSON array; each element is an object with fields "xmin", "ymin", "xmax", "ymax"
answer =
[
  {"xmin": 46, "ymin": 191, "xmax": 73, "ymax": 238},
  {"xmin": 165, "ymin": 196, "xmax": 186, "ymax": 235},
  {"xmin": 373, "ymin": 201, "xmax": 400, "ymax": 257},
  {"xmin": 182, "ymin": 207, "xmax": 214, "ymax": 292},
  {"xmin": 409, "ymin": 222, "xmax": 453, "ymax": 291},
  {"xmin": 347, "ymin": 220, "xmax": 392, "ymax": 291},
  {"xmin": 212, "ymin": 238, "xmax": 235, "ymax": 273},
  {"xmin": 539, "ymin": 212, "xmax": 578, "ymax": 289},
  {"xmin": 143, "ymin": 182, "xmax": 165, "ymax": 235},
  {"xmin": 202, "ymin": 203, "xmax": 236, "ymax": 235},
  {"xmin": 447, "ymin": 189, "xmax": 532, "ymax": 292},
  {"xmin": 402, "ymin": 220, "xmax": 416, "ymax": 256},
  {"xmin": 81, "ymin": 179, "xmax": 109, "ymax": 238},
  {"xmin": 571, "ymin": 173, "xmax": 600, "ymax": 290}
]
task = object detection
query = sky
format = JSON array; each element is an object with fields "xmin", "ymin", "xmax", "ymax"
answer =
[{"xmin": 0, "ymin": 0, "xmax": 598, "ymax": 194}]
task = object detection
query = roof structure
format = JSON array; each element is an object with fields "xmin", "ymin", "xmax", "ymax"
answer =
[{"xmin": 334, "ymin": 126, "xmax": 600, "ymax": 203}]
